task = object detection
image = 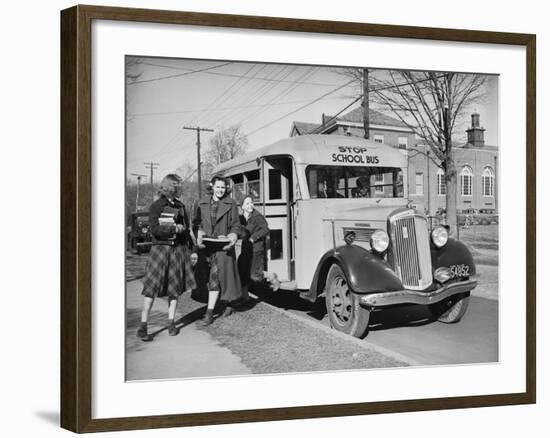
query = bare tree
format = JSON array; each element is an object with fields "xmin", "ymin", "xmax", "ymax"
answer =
[
  {"xmin": 203, "ymin": 124, "xmax": 248, "ymax": 178},
  {"xmin": 342, "ymin": 69, "xmax": 487, "ymax": 235}
]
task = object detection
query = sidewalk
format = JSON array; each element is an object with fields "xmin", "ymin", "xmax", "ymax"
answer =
[{"xmin": 126, "ymin": 280, "xmax": 251, "ymax": 381}]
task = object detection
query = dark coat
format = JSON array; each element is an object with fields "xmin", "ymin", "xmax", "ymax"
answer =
[
  {"xmin": 149, "ymin": 195, "xmax": 191, "ymax": 246},
  {"xmin": 194, "ymin": 195, "xmax": 242, "ymax": 302},
  {"xmin": 238, "ymin": 209, "xmax": 269, "ymax": 285},
  {"xmin": 240, "ymin": 208, "xmax": 269, "ymax": 254}
]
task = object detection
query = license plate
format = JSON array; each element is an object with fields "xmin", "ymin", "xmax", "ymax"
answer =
[{"xmin": 450, "ymin": 264, "xmax": 470, "ymax": 278}]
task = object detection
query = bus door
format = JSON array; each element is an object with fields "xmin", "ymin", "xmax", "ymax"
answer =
[{"xmin": 262, "ymin": 157, "xmax": 293, "ymax": 282}]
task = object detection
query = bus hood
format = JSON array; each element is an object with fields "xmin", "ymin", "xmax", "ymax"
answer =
[{"xmin": 298, "ymin": 199, "xmax": 407, "ymax": 223}]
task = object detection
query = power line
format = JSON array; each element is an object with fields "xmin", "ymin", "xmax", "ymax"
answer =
[
  {"xmin": 306, "ymin": 95, "xmax": 362, "ymax": 135},
  {"xmin": 244, "ymin": 79, "xmax": 356, "ymax": 137},
  {"xmin": 240, "ymin": 67, "xmax": 319, "ymax": 128},
  {"xmin": 127, "ymin": 62, "xmax": 233, "ymax": 85},
  {"xmin": 185, "ymin": 63, "xmax": 261, "ymax": 129},
  {"xmin": 211, "ymin": 65, "xmax": 294, "ymax": 128},
  {"xmin": 127, "ymin": 96, "xmax": 344, "ymax": 118},
  {"xmin": 140, "ymin": 61, "xmax": 340, "ymax": 86}
]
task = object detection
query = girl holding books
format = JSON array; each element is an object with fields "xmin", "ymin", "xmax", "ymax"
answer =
[
  {"xmin": 194, "ymin": 175, "xmax": 243, "ymax": 326},
  {"xmin": 137, "ymin": 174, "xmax": 196, "ymax": 341}
]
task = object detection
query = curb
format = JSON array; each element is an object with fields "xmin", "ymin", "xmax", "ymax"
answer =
[{"xmin": 249, "ymin": 292, "xmax": 421, "ymax": 367}]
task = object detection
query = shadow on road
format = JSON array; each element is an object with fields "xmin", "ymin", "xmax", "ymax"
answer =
[
  {"xmin": 368, "ymin": 304, "xmax": 435, "ymax": 331},
  {"xmin": 252, "ymin": 285, "xmax": 327, "ymax": 320},
  {"xmin": 252, "ymin": 285, "xmax": 437, "ymax": 332}
]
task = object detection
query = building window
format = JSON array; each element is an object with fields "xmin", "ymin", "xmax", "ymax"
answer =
[
  {"xmin": 373, "ymin": 134, "xmax": 384, "ymax": 144},
  {"xmin": 461, "ymin": 166, "xmax": 473, "ymax": 197},
  {"xmin": 437, "ymin": 168, "xmax": 446, "ymax": 196},
  {"xmin": 482, "ymin": 166, "xmax": 494, "ymax": 197},
  {"xmin": 398, "ymin": 136, "xmax": 408, "ymax": 149},
  {"xmin": 415, "ymin": 173, "xmax": 423, "ymax": 195},
  {"xmin": 374, "ymin": 173, "xmax": 384, "ymax": 193}
]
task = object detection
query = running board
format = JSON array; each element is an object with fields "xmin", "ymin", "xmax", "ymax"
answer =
[{"xmin": 278, "ymin": 280, "xmax": 297, "ymax": 291}]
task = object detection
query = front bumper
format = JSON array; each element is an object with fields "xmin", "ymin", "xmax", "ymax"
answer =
[{"xmin": 358, "ymin": 278, "xmax": 477, "ymax": 307}]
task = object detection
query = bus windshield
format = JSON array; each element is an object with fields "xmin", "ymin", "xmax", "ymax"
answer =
[{"xmin": 306, "ymin": 165, "xmax": 404, "ymax": 199}]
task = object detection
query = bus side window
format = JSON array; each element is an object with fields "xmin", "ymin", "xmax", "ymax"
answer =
[
  {"xmin": 269, "ymin": 229, "xmax": 283, "ymax": 260},
  {"xmin": 231, "ymin": 174, "xmax": 245, "ymax": 201},
  {"xmin": 246, "ymin": 170, "xmax": 261, "ymax": 203}
]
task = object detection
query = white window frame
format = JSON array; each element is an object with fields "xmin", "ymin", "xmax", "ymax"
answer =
[
  {"xmin": 415, "ymin": 172, "xmax": 424, "ymax": 196},
  {"xmin": 373, "ymin": 134, "xmax": 384, "ymax": 144},
  {"xmin": 437, "ymin": 168, "xmax": 446, "ymax": 196},
  {"xmin": 482, "ymin": 166, "xmax": 495, "ymax": 197},
  {"xmin": 398, "ymin": 136, "xmax": 408, "ymax": 149},
  {"xmin": 374, "ymin": 173, "xmax": 384, "ymax": 193},
  {"xmin": 461, "ymin": 166, "xmax": 473, "ymax": 197}
]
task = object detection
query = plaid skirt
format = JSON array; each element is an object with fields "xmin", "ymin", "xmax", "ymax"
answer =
[
  {"xmin": 142, "ymin": 244, "xmax": 196, "ymax": 299},
  {"xmin": 205, "ymin": 252, "xmax": 220, "ymax": 292}
]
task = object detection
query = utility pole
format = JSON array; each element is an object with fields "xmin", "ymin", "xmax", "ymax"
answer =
[
  {"xmin": 183, "ymin": 126, "xmax": 214, "ymax": 199},
  {"xmin": 144, "ymin": 162, "xmax": 159, "ymax": 203},
  {"xmin": 362, "ymin": 68, "xmax": 370, "ymax": 139},
  {"xmin": 130, "ymin": 173, "xmax": 147, "ymax": 211}
]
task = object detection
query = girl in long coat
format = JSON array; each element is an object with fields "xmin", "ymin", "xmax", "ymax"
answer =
[
  {"xmin": 237, "ymin": 196, "xmax": 280, "ymax": 299},
  {"xmin": 194, "ymin": 175, "xmax": 243, "ymax": 325}
]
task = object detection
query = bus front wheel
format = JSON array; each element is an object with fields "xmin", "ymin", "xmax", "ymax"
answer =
[{"xmin": 325, "ymin": 264, "xmax": 370, "ymax": 338}]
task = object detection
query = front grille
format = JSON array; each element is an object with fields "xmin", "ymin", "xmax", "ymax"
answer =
[{"xmin": 388, "ymin": 211, "xmax": 432, "ymax": 290}]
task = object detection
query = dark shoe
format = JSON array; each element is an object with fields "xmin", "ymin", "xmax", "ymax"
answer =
[
  {"xmin": 222, "ymin": 306, "xmax": 234, "ymax": 317},
  {"xmin": 168, "ymin": 323, "xmax": 179, "ymax": 336},
  {"xmin": 198, "ymin": 309, "xmax": 214, "ymax": 327},
  {"xmin": 136, "ymin": 324, "xmax": 148, "ymax": 339},
  {"xmin": 233, "ymin": 298, "xmax": 253, "ymax": 311}
]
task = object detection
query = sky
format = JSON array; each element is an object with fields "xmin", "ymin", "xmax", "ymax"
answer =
[{"xmin": 126, "ymin": 57, "xmax": 498, "ymax": 181}]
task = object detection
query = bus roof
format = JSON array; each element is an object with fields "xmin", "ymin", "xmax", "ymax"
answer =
[{"xmin": 214, "ymin": 135, "xmax": 407, "ymax": 174}]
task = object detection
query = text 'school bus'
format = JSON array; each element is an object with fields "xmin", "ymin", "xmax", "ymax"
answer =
[{"xmin": 214, "ymin": 135, "xmax": 477, "ymax": 338}]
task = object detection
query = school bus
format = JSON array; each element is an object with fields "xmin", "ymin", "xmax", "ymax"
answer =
[{"xmin": 214, "ymin": 135, "xmax": 477, "ymax": 338}]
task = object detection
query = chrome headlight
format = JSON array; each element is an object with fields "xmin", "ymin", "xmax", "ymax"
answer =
[
  {"xmin": 370, "ymin": 229, "xmax": 390, "ymax": 253},
  {"xmin": 431, "ymin": 225, "xmax": 448, "ymax": 248},
  {"xmin": 141, "ymin": 227, "xmax": 148, "ymax": 234}
]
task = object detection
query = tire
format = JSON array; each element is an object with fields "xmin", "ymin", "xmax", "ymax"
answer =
[
  {"xmin": 429, "ymin": 292, "xmax": 470, "ymax": 323},
  {"xmin": 325, "ymin": 264, "xmax": 370, "ymax": 338}
]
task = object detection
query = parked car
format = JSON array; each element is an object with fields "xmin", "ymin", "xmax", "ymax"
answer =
[
  {"xmin": 129, "ymin": 211, "xmax": 152, "ymax": 254},
  {"xmin": 477, "ymin": 208, "xmax": 499, "ymax": 224}
]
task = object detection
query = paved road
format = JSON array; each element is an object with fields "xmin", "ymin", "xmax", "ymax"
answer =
[{"xmin": 254, "ymin": 265, "xmax": 498, "ymax": 366}]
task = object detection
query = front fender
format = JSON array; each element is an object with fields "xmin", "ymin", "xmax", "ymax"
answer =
[
  {"xmin": 431, "ymin": 238, "xmax": 476, "ymax": 276},
  {"xmin": 304, "ymin": 244, "xmax": 403, "ymax": 301}
]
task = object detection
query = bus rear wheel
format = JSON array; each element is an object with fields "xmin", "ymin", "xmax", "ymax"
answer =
[{"xmin": 325, "ymin": 264, "xmax": 370, "ymax": 338}]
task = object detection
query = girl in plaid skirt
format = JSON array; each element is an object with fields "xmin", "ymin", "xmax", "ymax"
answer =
[{"xmin": 137, "ymin": 174, "xmax": 196, "ymax": 341}]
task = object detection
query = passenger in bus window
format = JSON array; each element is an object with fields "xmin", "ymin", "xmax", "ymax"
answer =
[
  {"xmin": 193, "ymin": 175, "xmax": 243, "ymax": 326},
  {"xmin": 137, "ymin": 174, "xmax": 196, "ymax": 341},
  {"xmin": 237, "ymin": 196, "xmax": 281, "ymax": 303},
  {"xmin": 317, "ymin": 180, "xmax": 328, "ymax": 198},
  {"xmin": 352, "ymin": 176, "xmax": 371, "ymax": 198}
]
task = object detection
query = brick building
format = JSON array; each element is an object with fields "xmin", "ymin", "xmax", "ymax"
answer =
[{"xmin": 291, "ymin": 108, "xmax": 498, "ymax": 215}]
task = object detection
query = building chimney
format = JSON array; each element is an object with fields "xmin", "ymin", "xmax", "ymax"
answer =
[{"xmin": 466, "ymin": 112, "xmax": 485, "ymax": 148}]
